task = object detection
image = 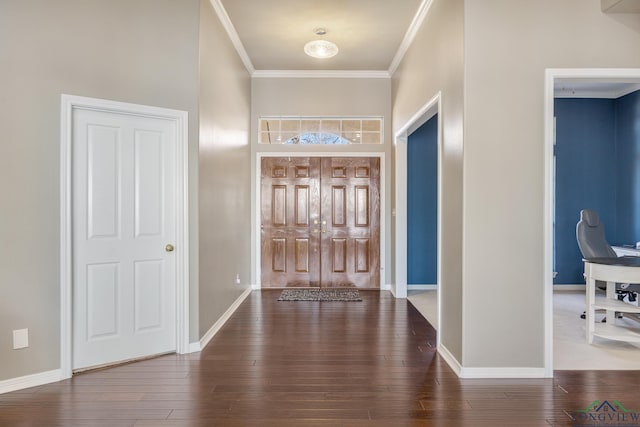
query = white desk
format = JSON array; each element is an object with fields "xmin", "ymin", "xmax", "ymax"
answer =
[
  {"xmin": 613, "ymin": 246, "xmax": 640, "ymax": 257},
  {"xmin": 584, "ymin": 258, "xmax": 640, "ymax": 344}
]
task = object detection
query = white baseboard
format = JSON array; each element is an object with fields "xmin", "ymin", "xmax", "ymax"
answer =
[
  {"xmin": 460, "ymin": 367, "xmax": 548, "ymax": 379},
  {"xmin": 437, "ymin": 345, "xmax": 547, "ymax": 379},
  {"xmin": 408, "ymin": 284, "xmax": 437, "ymax": 290},
  {"xmin": 199, "ymin": 287, "xmax": 252, "ymax": 350},
  {"xmin": 0, "ymin": 369, "xmax": 63, "ymax": 395},
  {"xmin": 554, "ymin": 284, "xmax": 585, "ymax": 291},
  {"xmin": 437, "ymin": 344, "xmax": 462, "ymax": 377},
  {"xmin": 251, "ymin": 283, "xmax": 260, "ymax": 290},
  {"xmin": 188, "ymin": 341, "xmax": 201, "ymax": 353}
]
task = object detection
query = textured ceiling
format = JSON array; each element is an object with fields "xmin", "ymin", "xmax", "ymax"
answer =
[
  {"xmin": 555, "ymin": 79, "xmax": 640, "ymax": 98},
  {"xmin": 219, "ymin": 0, "xmax": 423, "ymax": 71}
]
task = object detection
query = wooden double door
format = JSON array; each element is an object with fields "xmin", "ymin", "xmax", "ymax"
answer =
[{"xmin": 261, "ymin": 157, "xmax": 380, "ymax": 289}]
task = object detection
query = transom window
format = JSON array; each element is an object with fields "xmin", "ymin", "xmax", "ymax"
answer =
[{"xmin": 259, "ymin": 117, "xmax": 383, "ymax": 145}]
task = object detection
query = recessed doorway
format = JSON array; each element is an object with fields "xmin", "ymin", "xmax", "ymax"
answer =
[
  {"xmin": 544, "ymin": 68, "xmax": 640, "ymax": 374},
  {"xmin": 260, "ymin": 157, "xmax": 380, "ymax": 289}
]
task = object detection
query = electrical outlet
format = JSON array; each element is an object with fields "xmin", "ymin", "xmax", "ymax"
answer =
[
  {"xmin": 235, "ymin": 273, "xmax": 241, "ymax": 284},
  {"xmin": 13, "ymin": 328, "xmax": 28, "ymax": 350}
]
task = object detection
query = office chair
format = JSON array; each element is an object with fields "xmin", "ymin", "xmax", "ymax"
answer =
[
  {"xmin": 576, "ymin": 209, "xmax": 617, "ymax": 260},
  {"xmin": 576, "ymin": 209, "xmax": 640, "ymax": 321}
]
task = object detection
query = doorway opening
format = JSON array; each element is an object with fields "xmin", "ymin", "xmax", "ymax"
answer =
[
  {"xmin": 407, "ymin": 115, "xmax": 438, "ymax": 289},
  {"xmin": 394, "ymin": 92, "xmax": 442, "ymax": 344},
  {"xmin": 260, "ymin": 157, "xmax": 381, "ymax": 289},
  {"xmin": 544, "ymin": 69, "xmax": 640, "ymax": 374}
]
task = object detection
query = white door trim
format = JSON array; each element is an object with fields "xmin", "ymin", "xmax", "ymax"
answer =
[
  {"xmin": 60, "ymin": 94, "xmax": 190, "ymax": 379},
  {"xmin": 543, "ymin": 68, "xmax": 640, "ymax": 378},
  {"xmin": 254, "ymin": 152, "xmax": 386, "ymax": 290},
  {"xmin": 394, "ymin": 92, "xmax": 442, "ymax": 348}
]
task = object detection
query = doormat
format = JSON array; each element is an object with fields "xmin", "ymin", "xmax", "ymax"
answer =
[{"xmin": 277, "ymin": 289, "xmax": 362, "ymax": 301}]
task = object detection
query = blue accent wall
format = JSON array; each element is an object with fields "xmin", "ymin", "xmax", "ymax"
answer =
[
  {"xmin": 554, "ymin": 92, "xmax": 640, "ymax": 285},
  {"xmin": 407, "ymin": 115, "xmax": 437, "ymax": 285},
  {"xmin": 615, "ymin": 90, "xmax": 640, "ymax": 245},
  {"xmin": 554, "ymin": 99, "xmax": 616, "ymax": 284}
]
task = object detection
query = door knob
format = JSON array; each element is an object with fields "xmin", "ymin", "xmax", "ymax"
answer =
[{"xmin": 165, "ymin": 244, "xmax": 175, "ymax": 252}]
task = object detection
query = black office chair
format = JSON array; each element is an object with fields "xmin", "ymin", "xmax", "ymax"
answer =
[{"xmin": 576, "ymin": 209, "xmax": 639, "ymax": 321}]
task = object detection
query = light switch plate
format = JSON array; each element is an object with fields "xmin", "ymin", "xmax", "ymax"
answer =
[{"xmin": 13, "ymin": 328, "xmax": 28, "ymax": 350}]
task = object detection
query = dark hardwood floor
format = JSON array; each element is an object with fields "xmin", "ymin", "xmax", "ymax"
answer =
[{"xmin": 1, "ymin": 290, "xmax": 639, "ymax": 426}]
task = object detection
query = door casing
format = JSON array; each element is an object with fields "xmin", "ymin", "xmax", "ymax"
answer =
[
  {"xmin": 543, "ymin": 68, "xmax": 640, "ymax": 378},
  {"xmin": 60, "ymin": 94, "xmax": 191, "ymax": 379},
  {"xmin": 394, "ymin": 91, "xmax": 442, "ymax": 346},
  {"xmin": 255, "ymin": 152, "xmax": 385, "ymax": 290}
]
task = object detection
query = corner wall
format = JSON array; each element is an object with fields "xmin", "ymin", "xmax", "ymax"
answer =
[
  {"xmin": 615, "ymin": 90, "xmax": 640, "ymax": 244},
  {"xmin": 198, "ymin": 0, "xmax": 252, "ymax": 339},
  {"xmin": 392, "ymin": 0, "xmax": 465, "ymax": 362},
  {"xmin": 463, "ymin": 0, "xmax": 640, "ymax": 368}
]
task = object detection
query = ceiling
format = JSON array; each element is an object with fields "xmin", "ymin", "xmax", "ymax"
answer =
[
  {"xmin": 218, "ymin": 0, "xmax": 424, "ymax": 72},
  {"xmin": 555, "ymin": 79, "xmax": 640, "ymax": 98}
]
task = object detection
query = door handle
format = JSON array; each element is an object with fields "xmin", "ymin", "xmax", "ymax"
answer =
[{"xmin": 165, "ymin": 244, "xmax": 175, "ymax": 252}]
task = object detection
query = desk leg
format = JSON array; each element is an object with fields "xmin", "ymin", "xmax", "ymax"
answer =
[
  {"xmin": 585, "ymin": 264, "xmax": 595, "ymax": 344},
  {"xmin": 606, "ymin": 281, "xmax": 616, "ymax": 326}
]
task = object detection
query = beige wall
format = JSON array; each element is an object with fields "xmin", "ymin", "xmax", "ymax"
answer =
[
  {"xmin": 0, "ymin": 0, "xmax": 201, "ymax": 380},
  {"xmin": 392, "ymin": 0, "xmax": 465, "ymax": 361},
  {"xmin": 198, "ymin": 0, "xmax": 252, "ymax": 336},
  {"xmin": 250, "ymin": 77, "xmax": 392, "ymax": 286},
  {"xmin": 463, "ymin": 0, "xmax": 640, "ymax": 367}
]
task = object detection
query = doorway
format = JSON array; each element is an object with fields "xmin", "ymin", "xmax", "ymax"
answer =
[
  {"xmin": 394, "ymin": 92, "xmax": 442, "ymax": 344},
  {"xmin": 544, "ymin": 69, "xmax": 640, "ymax": 374},
  {"xmin": 60, "ymin": 95, "xmax": 190, "ymax": 378},
  {"xmin": 260, "ymin": 157, "xmax": 380, "ymax": 289}
]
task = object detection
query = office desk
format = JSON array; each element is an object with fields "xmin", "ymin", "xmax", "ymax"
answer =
[
  {"xmin": 584, "ymin": 257, "xmax": 640, "ymax": 344},
  {"xmin": 613, "ymin": 246, "xmax": 640, "ymax": 257}
]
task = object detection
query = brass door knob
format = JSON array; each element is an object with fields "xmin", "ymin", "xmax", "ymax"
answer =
[{"xmin": 165, "ymin": 244, "xmax": 175, "ymax": 252}]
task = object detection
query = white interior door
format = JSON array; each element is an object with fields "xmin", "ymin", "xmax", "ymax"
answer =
[{"xmin": 72, "ymin": 108, "xmax": 177, "ymax": 371}]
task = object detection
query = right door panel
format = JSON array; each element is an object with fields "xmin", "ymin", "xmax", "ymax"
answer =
[{"xmin": 320, "ymin": 158, "xmax": 380, "ymax": 288}]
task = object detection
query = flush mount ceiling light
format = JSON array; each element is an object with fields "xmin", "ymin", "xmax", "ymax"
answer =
[{"xmin": 304, "ymin": 28, "xmax": 339, "ymax": 59}]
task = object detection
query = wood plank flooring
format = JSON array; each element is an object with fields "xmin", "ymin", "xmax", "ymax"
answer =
[{"xmin": 2, "ymin": 290, "xmax": 640, "ymax": 426}]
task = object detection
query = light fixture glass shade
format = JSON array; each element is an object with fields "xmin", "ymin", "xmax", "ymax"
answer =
[{"xmin": 304, "ymin": 40, "xmax": 339, "ymax": 59}]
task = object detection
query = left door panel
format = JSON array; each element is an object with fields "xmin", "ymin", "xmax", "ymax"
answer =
[
  {"xmin": 261, "ymin": 157, "xmax": 321, "ymax": 288},
  {"xmin": 73, "ymin": 108, "xmax": 177, "ymax": 371}
]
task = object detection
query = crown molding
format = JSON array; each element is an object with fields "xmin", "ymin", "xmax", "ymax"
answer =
[
  {"xmin": 252, "ymin": 70, "xmax": 391, "ymax": 79},
  {"xmin": 388, "ymin": 0, "xmax": 434, "ymax": 76},
  {"xmin": 209, "ymin": 0, "xmax": 431, "ymax": 79},
  {"xmin": 614, "ymin": 83, "xmax": 640, "ymax": 97},
  {"xmin": 209, "ymin": 0, "xmax": 255, "ymax": 75}
]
